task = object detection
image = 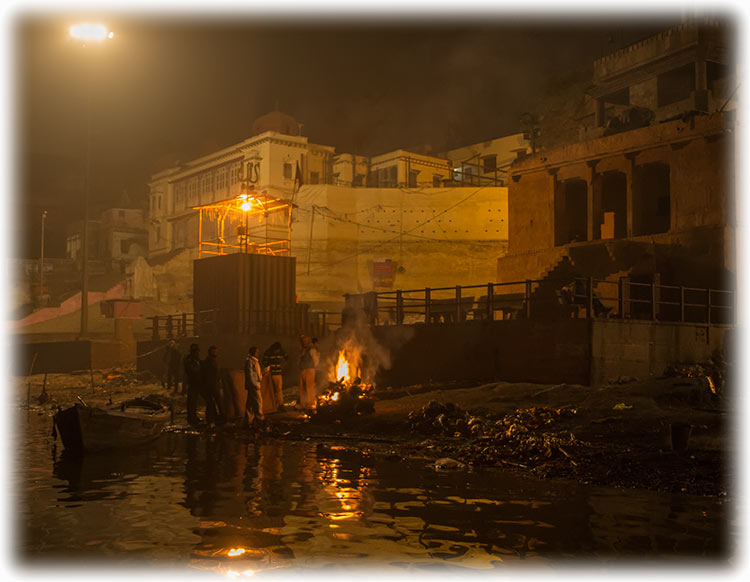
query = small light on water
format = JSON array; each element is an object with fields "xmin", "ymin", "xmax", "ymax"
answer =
[{"xmin": 227, "ymin": 548, "xmax": 246, "ymax": 557}]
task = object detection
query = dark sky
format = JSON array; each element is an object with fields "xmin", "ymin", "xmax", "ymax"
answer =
[{"xmin": 15, "ymin": 13, "xmax": 679, "ymax": 258}]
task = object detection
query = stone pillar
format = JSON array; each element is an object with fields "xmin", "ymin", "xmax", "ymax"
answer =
[
  {"xmin": 625, "ymin": 153, "xmax": 638, "ymax": 237},
  {"xmin": 595, "ymin": 98, "xmax": 606, "ymax": 128},
  {"xmin": 586, "ymin": 160, "xmax": 599, "ymax": 241}
]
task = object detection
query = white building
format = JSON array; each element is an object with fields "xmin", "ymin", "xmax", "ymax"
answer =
[{"xmin": 146, "ymin": 107, "xmax": 527, "ymax": 310}]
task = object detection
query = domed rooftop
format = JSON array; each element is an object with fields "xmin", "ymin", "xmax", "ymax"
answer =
[{"xmin": 251, "ymin": 105, "xmax": 301, "ymax": 137}]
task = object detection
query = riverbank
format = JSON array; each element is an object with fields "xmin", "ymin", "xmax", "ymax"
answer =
[{"xmin": 17, "ymin": 368, "xmax": 731, "ymax": 498}]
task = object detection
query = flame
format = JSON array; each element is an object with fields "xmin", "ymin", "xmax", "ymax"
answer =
[{"xmin": 335, "ymin": 350, "xmax": 350, "ymax": 382}]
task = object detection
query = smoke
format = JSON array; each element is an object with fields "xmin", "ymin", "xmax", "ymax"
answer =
[{"xmin": 319, "ymin": 308, "xmax": 414, "ymax": 384}]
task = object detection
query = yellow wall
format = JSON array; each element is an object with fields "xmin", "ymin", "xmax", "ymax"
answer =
[{"xmin": 292, "ymin": 184, "xmax": 508, "ymax": 306}]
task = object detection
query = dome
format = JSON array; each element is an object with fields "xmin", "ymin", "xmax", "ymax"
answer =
[{"xmin": 251, "ymin": 106, "xmax": 301, "ymax": 137}]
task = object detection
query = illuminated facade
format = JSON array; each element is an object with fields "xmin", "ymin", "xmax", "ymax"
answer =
[
  {"xmin": 146, "ymin": 107, "xmax": 527, "ymax": 309},
  {"xmin": 147, "ymin": 108, "xmax": 335, "ymax": 257}
]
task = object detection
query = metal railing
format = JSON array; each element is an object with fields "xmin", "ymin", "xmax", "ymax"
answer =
[
  {"xmin": 147, "ymin": 310, "xmax": 218, "ymax": 340},
  {"xmin": 148, "ymin": 308, "xmax": 340, "ymax": 340},
  {"xmin": 346, "ymin": 277, "xmax": 735, "ymax": 326}
]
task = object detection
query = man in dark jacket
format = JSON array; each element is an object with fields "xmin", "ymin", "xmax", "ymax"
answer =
[
  {"xmin": 162, "ymin": 340, "xmax": 182, "ymax": 393},
  {"xmin": 183, "ymin": 343, "xmax": 202, "ymax": 425},
  {"xmin": 201, "ymin": 345, "xmax": 223, "ymax": 424}
]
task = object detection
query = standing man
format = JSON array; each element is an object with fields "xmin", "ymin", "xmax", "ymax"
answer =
[
  {"xmin": 162, "ymin": 339, "xmax": 182, "ymax": 393},
  {"xmin": 262, "ymin": 342, "xmax": 287, "ymax": 412},
  {"xmin": 201, "ymin": 345, "xmax": 222, "ymax": 425},
  {"xmin": 243, "ymin": 346, "xmax": 263, "ymax": 429},
  {"xmin": 183, "ymin": 343, "xmax": 202, "ymax": 425},
  {"xmin": 298, "ymin": 336, "xmax": 318, "ymax": 411}
]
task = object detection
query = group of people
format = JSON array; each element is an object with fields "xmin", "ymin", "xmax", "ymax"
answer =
[{"xmin": 161, "ymin": 336, "xmax": 321, "ymax": 429}]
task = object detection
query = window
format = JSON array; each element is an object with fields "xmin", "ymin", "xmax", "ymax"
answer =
[
  {"xmin": 309, "ymin": 171, "xmax": 319, "ymax": 185},
  {"xmin": 230, "ymin": 164, "xmax": 240, "ymax": 185},
  {"xmin": 283, "ymin": 163, "xmax": 293, "ymax": 179},
  {"xmin": 433, "ymin": 174, "xmax": 442, "ymax": 188},
  {"xmin": 156, "ymin": 226, "xmax": 161, "ymax": 242},
  {"xmin": 353, "ymin": 174, "xmax": 364, "ymax": 186},
  {"xmin": 408, "ymin": 169, "xmax": 419, "ymax": 188},
  {"xmin": 482, "ymin": 155, "xmax": 497, "ymax": 173},
  {"xmin": 634, "ymin": 163, "xmax": 670, "ymax": 235},
  {"xmin": 120, "ymin": 240, "xmax": 129, "ymax": 254},
  {"xmin": 599, "ymin": 172, "xmax": 627, "ymax": 240},
  {"xmin": 217, "ymin": 170, "xmax": 226, "ymax": 189},
  {"xmin": 657, "ymin": 63, "xmax": 695, "ymax": 107},
  {"xmin": 555, "ymin": 178, "xmax": 588, "ymax": 245}
]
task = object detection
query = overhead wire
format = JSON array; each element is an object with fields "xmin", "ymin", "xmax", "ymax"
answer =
[{"xmin": 300, "ymin": 186, "xmax": 490, "ymax": 274}]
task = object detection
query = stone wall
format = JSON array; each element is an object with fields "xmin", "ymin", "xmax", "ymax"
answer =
[
  {"xmin": 372, "ymin": 319, "xmax": 591, "ymax": 388},
  {"xmin": 590, "ymin": 319, "xmax": 732, "ymax": 384}
]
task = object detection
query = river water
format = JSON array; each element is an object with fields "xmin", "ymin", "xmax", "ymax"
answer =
[{"xmin": 15, "ymin": 411, "xmax": 733, "ymax": 574}]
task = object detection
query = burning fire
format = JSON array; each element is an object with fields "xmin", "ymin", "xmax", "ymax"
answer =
[{"xmin": 335, "ymin": 350, "xmax": 351, "ymax": 383}]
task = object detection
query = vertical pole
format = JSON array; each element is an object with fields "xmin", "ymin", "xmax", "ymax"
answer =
[
  {"xmin": 617, "ymin": 278, "xmax": 623, "ymax": 319},
  {"xmin": 307, "ymin": 206, "xmax": 315, "ymax": 274},
  {"xmin": 487, "ymin": 282, "xmax": 494, "ymax": 320},
  {"xmin": 396, "ymin": 290, "xmax": 404, "ymax": 325},
  {"xmin": 40, "ymin": 210, "xmax": 46, "ymax": 306},
  {"xmin": 680, "ymin": 286, "xmax": 685, "ymax": 323},
  {"xmin": 455, "ymin": 285, "xmax": 462, "ymax": 322},
  {"xmin": 650, "ymin": 282, "xmax": 657, "ymax": 321},
  {"xmin": 424, "ymin": 287, "xmax": 431, "ymax": 324},
  {"xmin": 525, "ymin": 280, "xmax": 531, "ymax": 319},
  {"xmin": 181, "ymin": 312, "xmax": 187, "ymax": 337},
  {"xmin": 198, "ymin": 210, "xmax": 203, "ymax": 258},
  {"xmin": 706, "ymin": 288, "xmax": 712, "ymax": 325},
  {"xmin": 587, "ymin": 277, "xmax": 594, "ymax": 320},
  {"xmin": 80, "ymin": 78, "xmax": 92, "ymax": 338}
]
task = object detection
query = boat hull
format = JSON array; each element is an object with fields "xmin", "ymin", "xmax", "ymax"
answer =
[{"xmin": 53, "ymin": 404, "xmax": 169, "ymax": 453}]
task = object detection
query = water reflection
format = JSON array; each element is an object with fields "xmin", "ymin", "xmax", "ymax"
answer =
[{"xmin": 19, "ymin": 413, "xmax": 730, "ymax": 571}]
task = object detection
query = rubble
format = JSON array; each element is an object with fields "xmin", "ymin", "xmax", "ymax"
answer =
[
  {"xmin": 408, "ymin": 401, "xmax": 582, "ymax": 470},
  {"xmin": 313, "ymin": 378, "xmax": 376, "ymax": 422}
]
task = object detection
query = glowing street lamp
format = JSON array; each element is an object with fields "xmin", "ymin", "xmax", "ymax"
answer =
[
  {"xmin": 69, "ymin": 23, "xmax": 114, "ymax": 42},
  {"xmin": 69, "ymin": 22, "xmax": 113, "ymax": 337}
]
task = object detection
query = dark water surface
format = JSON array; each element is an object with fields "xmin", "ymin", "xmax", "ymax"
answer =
[{"xmin": 17, "ymin": 412, "xmax": 732, "ymax": 573}]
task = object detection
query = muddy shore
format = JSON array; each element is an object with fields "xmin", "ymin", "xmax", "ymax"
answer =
[{"xmin": 17, "ymin": 369, "xmax": 731, "ymax": 498}]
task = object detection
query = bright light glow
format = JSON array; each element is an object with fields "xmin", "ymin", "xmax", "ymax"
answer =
[
  {"xmin": 241, "ymin": 201, "xmax": 252, "ymax": 212},
  {"xmin": 242, "ymin": 571, "xmax": 256, "ymax": 577},
  {"xmin": 227, "ymin": 548, "xmax": 246, "ymax": 557},
  {"xmin": 69, "ymin": 23, "xmax": 110, "ymax": 42},
  {"xmin": 335, "ymin": 351, "xmax": 350, "ymax": 382},
  {"xmin": 332, "ymin": 392, "xmax": 340, "ymax": 401}
]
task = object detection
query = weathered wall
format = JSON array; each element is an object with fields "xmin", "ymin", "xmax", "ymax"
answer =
[
  {"xmin": 14, "ymin": 339, "xmax": 136, "ymax": 375},
  {"xmin": 590, "ymin": 320, "xmax": 732, "ymax": 385},
  {"xmin": 293, "ymin": 184, "xmax": 509, "ymax": 307},
  {"xmin": 508, "ymin": 170, "xmax": 555, "ymax": 254},
  {"xmin": 503, "ymin": 113, "xmax": 734, "ymax": 286},
  {"xmin": 372, "ymin": 319, "xmax": 591, "ymax": 388}
]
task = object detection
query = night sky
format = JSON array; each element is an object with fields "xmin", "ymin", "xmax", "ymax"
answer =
[{"xmin": 15, "ymin": 11, "xmax": 678, "ymax": 258}]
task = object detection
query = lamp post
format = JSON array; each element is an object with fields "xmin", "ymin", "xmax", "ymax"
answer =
[
  {"xmin": 39, "ymin": 210, "xmax": 47, "ymax": 306},
  {"xmin": 69, "ymin": 23, "xmax": 113, "ymax": 338}
]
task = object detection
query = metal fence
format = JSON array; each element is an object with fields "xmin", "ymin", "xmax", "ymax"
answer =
[
  {"xmin": 348, "ymin": 277, "xmax": 735, "ymax": 326},
  {"xmin": 148, "ymin": 308, "xmax": 340, "ymax": 340}
]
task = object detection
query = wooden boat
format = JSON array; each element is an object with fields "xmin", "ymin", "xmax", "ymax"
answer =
[{"xmin": 53, "ymin": 397, "xmax": 170, "ymax": 453}]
